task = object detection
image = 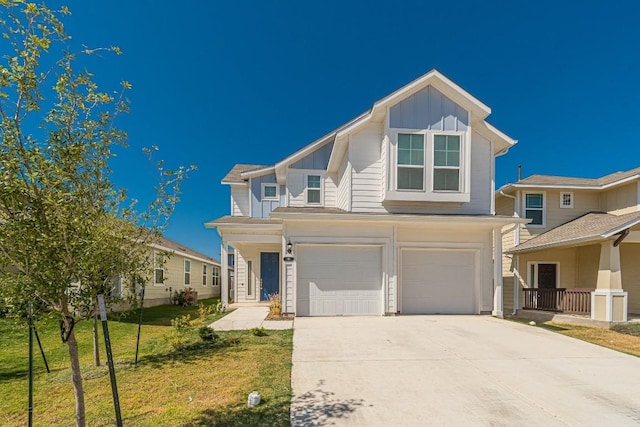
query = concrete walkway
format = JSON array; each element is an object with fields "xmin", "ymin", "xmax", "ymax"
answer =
[
  {"xmin": 209, "ymin": 306, "xmax": 293, "ymax": 331},
  {"xmin": 291, "ymin": 315, "xmax": 640, "ymax": 426}
]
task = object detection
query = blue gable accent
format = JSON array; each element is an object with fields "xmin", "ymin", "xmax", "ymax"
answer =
[
  {"xmin": 389, "ymin": 86, "xmax": 469, "ymax": 131},
  {"xmin": 290, "ymin": 141, "xmax": 334, "ymax": 170},
  {"xmin": 250, "ymin": 173, "xmax": 280, "ymax": 218}
]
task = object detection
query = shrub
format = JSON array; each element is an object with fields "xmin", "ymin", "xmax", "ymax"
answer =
[
  {"xmin": 251, "ymin": 327, "xmax": 267, "ymax": 337},
  {"xmin": 171, "ymin": 288, "xmax": 198, "ymax": 306},
  {"xmin": 198, "ymin": 325, "xmax": 216, "ymax": 341},
  {"xmin": 171, "ymin": 314, "xmax": 192, "ymax": 331},
  {"xmin": 197, "ymin": 302, "xmax": 213, "ymax": 321},
  {"xmin": 268, "ymin": 293, "xmax": 282, "ymax": 317}
]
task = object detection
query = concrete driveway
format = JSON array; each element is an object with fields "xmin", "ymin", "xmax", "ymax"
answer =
[{"xmin": 291, "ymin": 316, "xmax": 640, "ymax": 426}]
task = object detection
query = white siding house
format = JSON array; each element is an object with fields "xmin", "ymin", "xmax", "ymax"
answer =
[{"xmin": 207, "ymin": 70, "xmax": 525, "ymax": 317}]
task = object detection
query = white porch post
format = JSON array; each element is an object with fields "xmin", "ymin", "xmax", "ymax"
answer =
[
  {"xmin": 221, "ymin": 240, "xmax": 229, "ymax": 308},
  {"xmin": 492, "ymin": 228, "xmax": 504, "ymax": 318},
  {"xmin": 592, "ymin": 239, "xmax": 628, "ymax": 322}
]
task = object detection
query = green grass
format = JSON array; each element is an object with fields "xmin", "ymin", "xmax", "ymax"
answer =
[
  {"xmin": 0, "ymin": 299, "xmax": 293, "ymax": 426},
  {"xmin": 509, "ymin": 318, "xmax": 640, "ymax": 357}
]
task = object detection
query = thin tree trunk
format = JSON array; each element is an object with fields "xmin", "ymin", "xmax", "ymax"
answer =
[
  {"xmin": 65, "ymin": 323, "xmax": 86, "ymax": 427},
  {"xmin": 93, "ymin": 311, "xmax": 100, "ymax": 367}
]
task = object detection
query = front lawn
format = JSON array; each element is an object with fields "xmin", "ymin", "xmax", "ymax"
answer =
[
  {"xmin": 513, "ymin": 319, "xmax": 640, "ymax": 357},
  {"xmin": 0, "ymin": 299, "xmax": 293, "ymax": 426}
]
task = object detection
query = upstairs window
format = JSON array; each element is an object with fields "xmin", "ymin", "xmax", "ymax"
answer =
[
  {"xmin": 184, "ymin": 259, "xmax": 191, "ymax": 285},
  {"xmin": 433, "ymin": 135, "xmax": 460, "ymax": 191},
  {"xmin": 525, "ymin": 193, "xmax": 545, "ymax": 226},
  {"xmin": 262, "ymin": 183, "xmax": 278, "ymax": 200},
  {"xmin": 560, "ymin": 192, "xmax": 573, "ymax": 208},
  {"xmin": 202, "ymin": 264, "xmax": 208, "ymax": 286},
  {"xmin": 306, "ymin": 175, "xmax": 321, "ymax": 204},
  {"xmin": 397, "ymin": 133, "xmax": 424, "ymax": 190},
  {"xmin": 154, "ymin": 252, "xmax": 164, "ymax": 285}
]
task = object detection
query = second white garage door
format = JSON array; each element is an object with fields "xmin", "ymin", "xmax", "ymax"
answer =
[
  {"xmin": 296, "ymin": 245, "xmax": 382, "ymax": 316},
  {"xmin": 401, "ymin": 249, "xmax": 476, "ymax": 314}
]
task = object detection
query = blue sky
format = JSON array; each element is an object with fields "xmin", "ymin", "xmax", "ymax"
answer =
[{"xmin": 58, "ymin": 0, "xmax": 640, "ymax": 260}]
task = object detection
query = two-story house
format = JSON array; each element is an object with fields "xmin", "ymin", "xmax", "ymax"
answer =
[
  {"xmin": 497, "ymin": 168, "xmax": 640, "ymax": 324},
  {"xmin": 206, "ymin": 70, "xmax": 525, "ymax": 316}
]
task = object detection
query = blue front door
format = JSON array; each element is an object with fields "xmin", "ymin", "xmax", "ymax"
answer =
[{"xmin": 260, "ymin": 252, "xmax": 279, "ymax": 301}]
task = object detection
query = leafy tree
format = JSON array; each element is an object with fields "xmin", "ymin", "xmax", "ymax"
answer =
[{"xmin": 0, "ymin": 2, "xmax": 192, "ymax": 426}]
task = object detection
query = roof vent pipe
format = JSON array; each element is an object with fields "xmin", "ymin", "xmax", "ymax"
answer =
[{"xmin": 517, "ymin": 164, "xmax": 522, "ymax": 181}]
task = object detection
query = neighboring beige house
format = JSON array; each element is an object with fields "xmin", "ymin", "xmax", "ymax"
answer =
[
  {"xmin": 143, "ymin": 236, "xmax": 222, "ymax": 307},
  {"xmin": 497, "ymin": 167, "xmax": 640, "ymax": 325},
  {"xmin": 206, "ymin": 70, "xmax": 525, "ymax": 316}
]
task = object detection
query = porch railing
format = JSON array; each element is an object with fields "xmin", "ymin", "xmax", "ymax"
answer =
[{"xmin": 522, "ymin": 288, "xmax": 593, "ymax": 315}]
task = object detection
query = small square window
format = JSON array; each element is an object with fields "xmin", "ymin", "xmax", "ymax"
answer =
[
  {"xmin": 560, "ymin": 192, "xmax": 573, "ymax": 208},
  {"xmin": 262, "ymin": 184, "xmax": 278, "ymax": 200}
]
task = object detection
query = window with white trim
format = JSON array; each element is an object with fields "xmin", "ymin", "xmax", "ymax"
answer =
[
  {"xmin": 212, "ymin": 266, "xmax": 220, "ymax": 287},
  {"xmin": 306, "ymin": 175, "xmax": 321, "ymax": 204},
  {"xmin": 154, "ymin": 252, "xmax": 164, "ymax": 285},
  {"xmin": 433, "ymin": 135, "xmax": 460, "ymax": 191},
  {"xmin": 560, "ymin": 192, "xmax": 573, "ymax": 208},
  {"xmin": 262, "ymin": 183, "xmax": 278, "ymax": 200},
  {"xmin": 184, "ymin": 259, "xmax": 191, "ymax": 286},
  {"xmin": 525, "ymin": 193, "xmax": 545, "ymax": 226},
  {"xmin": 397, "ymin": 133, "xmax": 424, "ymax": 190},
  {"xmin": 202, "ymin": 264, "xmax": 207, "ymax": 286}
]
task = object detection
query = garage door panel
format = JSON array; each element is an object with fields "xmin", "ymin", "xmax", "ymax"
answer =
[
  {"xmin": 402, "ymin": 249, "xmax": 476, "ymax": 315},
  {"xmin": 297, "ymin": 246, "xmax": 382, "ymax": 316}
]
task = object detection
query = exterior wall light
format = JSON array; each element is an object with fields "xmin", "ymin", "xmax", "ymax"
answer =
[{"xmin": 284, "ymin": 241, "xmax": 294, "ymax": 262}]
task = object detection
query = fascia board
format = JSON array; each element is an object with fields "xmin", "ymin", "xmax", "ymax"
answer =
[
  {"xmin": 240, "ymin": 166, "xmax": 276, "ymax": 179},
  {"xmin": 506, "ymin": 235, "xmax": 602, "ymax": 255},
  {"xmin": 602, "ymin": 217, "xmax": 640, "ymax": 238},
  {"xmin": 372, "ymin": 70, "xmax": 491, "ymax": 119},
  {"xmin": 271, "ymin": 212, "xmax": 528, "ymax": 226},
  {"xmin": 149, "ymin": 243, "xmax": 219, "ymax": 266}
]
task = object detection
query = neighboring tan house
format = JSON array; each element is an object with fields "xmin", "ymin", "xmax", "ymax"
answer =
[
  {"xmin": 497, "ymin": 167, "xmax": 640, "ymax": 325},
  {"xmin": 143, "ymin": 236, "xmax": 223, "ymax": 307},
  {"xmin": 206, "ymin": 70, "xmax": 525, "ymax": 316}
]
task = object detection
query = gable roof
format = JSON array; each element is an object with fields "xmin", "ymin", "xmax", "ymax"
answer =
[
  {"xmin": 499, "ymin": 166, "xmax": 640, "ymax": 192},
  {"xmin": 221, "ymin": 164, "xmax": 269, "ymax": 184},
  {"xmin": 507, "ymin": 211, "xmax": 640, "ymax": 254},
  {"xmin": 223, "ymin": 70, "xmax": 516, "ymax": 183},
  {"xmin": 153, "ymin": 236, "xmax": 220, "ymax": 265}
]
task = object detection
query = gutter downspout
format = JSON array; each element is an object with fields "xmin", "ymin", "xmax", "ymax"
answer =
[{"xmin": 499, "ymin": 190, "xmax": 520, "ymax": 315}]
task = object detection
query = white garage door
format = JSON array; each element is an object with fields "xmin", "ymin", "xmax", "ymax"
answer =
[
  {"xmin": 401, "ymin": 249, "xmax": 476, "ymax": 314},
  {"xmin": 297, "ymin": 245, "xmax": 382, "ymax": 316}
]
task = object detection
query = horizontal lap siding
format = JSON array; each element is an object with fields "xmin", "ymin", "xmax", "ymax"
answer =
[
  {"xmin": 600, "ymin": 182, "xmax": 638, "ymax": 215},
  {"xmin": 350, "ymin": 123, "xmax": 384, "ymax": 212},
  {"xmin": 231, "ymin": 187, "xmax": 250, "ymax": 216},
  {"xmin": 337, "ymin": 155, "xmax": 350, "ymax": 211},
  {"xmin": 621, "ymin": 244, "xmax": 640, "ymax": 314},
  {"xmin": 324, "ymin": 175, "xmax": 338, "ymax": 208}
]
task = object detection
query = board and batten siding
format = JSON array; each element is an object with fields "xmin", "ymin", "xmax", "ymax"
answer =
[
  {"xmin": 250, "ymin": 174, "xmax": 280, "ymax": 218},
  {"xmin": 600, "ymin": 182, "xmax": 638, "ymax": 215},
  {"xmin": 350, "ymin": 122, "xmax": 385, "ymax": 212},
  {"xmin": 290, "ymin": 141, "xmax": 333, "ymax": 170},
  {"xmin": 389, "ymin": 86, "xmax": 469, "ymax": 132},
  {"xmin": 231, "ymin": 186, "xmax": 250, "ymax": 216},
  {"xmin": 336, "ymin": 155, "xmax": 351, "ymax": 211}
]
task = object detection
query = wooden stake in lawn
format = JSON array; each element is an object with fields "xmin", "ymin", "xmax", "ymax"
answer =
[
  {"xmin": 135, "ymin": 288, "xmax": 145, "ymax": 367},
  {"xmin": 97, "ymin": 294, "xmax": 123, "ymax": 427},
  {"xmin": 28, "ymin": 303, "xmax": 34, "ymax": 427}
]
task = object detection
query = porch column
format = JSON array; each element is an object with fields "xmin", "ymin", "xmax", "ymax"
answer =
[
  {"xmin": 221, "ymin": 240, "xmax": 229, "ymax": 308},
  {"xmin": 492, "ymin": 228, "xmax": 504, "ymax": 318},
  {"xmin": 592, "ymin": 240, "xmax": 628, "ymax": 322}
]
